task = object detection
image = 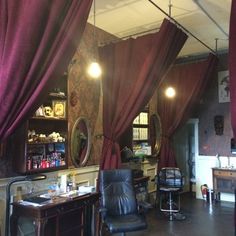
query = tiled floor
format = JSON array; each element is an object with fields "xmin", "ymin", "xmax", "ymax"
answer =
[{"xmin": 127, "ymin": 193, "xmax": 234, "ymax": 236}]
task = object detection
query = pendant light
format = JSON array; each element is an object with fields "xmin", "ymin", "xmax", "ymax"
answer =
[
  {"xmin": 87, "ymin": 0, "xmax": 102, "ymax": 79},
  {"xmin": 165, "ymin": 86, "xmax": 176, "ymax": 98}
]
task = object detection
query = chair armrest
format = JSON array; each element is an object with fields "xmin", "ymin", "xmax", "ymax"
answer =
[{"xmin": 99, "ymin": 207, "xmax": 107, "ymax": 220}]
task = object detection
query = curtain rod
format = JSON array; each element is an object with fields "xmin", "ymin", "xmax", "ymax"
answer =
[
  {"xmin": 99, "ymin": 26, "xmax": 161, "ymax": 47},
  {"xmin": 148, "ymin": 0, "xmax": 216, "ymax": 55}
]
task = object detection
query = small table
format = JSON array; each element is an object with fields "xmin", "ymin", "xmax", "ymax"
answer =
[
  {"xmin": 10, "ymin": 192, "xmax": 100, "ymax": 236},
  {"xmin": 212, "ymin": 168, "xmax": 236, "ymax": 200},
  {"xmin": 134, "ymin": 176, "xmax": 150, "ymax": 203}
]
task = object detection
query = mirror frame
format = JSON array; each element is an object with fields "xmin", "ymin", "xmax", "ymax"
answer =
[
  {"xmin": 149, "ymin": 113, "xmax": 162, "ymax": 156},
  {"xmin": 70, "ymin": 117, "xmax": 91, "ymax": 167}
]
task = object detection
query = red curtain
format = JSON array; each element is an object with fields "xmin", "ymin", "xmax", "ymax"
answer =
[
  {"xmin": 0, "ymin": 0, "xmax": 92, "ymax": 140},
  {"xmin": 157, "ymin": 54, "xmax": 218, "ymax": 170},
  {"xmin": 229, "ymin": 0, "xmax": 236, "ymax": 138},
  {"xmin": 99, "ymin": 19, "xmax": 187, "ymax": 170}
]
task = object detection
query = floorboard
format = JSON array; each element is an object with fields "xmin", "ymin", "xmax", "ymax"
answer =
[{"xmin": 127, "ymin": 193, "xmax": 234, "ymax": 236}]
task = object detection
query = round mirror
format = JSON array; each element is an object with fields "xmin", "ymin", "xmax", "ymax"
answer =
[
  {"xmin": 71, "ymin": 117, "xmax": 91, "ymax": 167},
  {"xmin": 149, "ymin": 114, "xmax": 162, "ymax": 156}
]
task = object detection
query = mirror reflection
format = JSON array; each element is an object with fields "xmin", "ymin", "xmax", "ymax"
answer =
[
  {"xmin": 149, "ymin": 113, "xmax": 162, "ymax": 156},
  {"xmin": 71, "ymin": 117, "xmax": 91, "ymax": 167}
]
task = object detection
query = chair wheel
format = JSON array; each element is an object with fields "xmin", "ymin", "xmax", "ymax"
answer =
[{"xmin": 173, "ymin": 212, "xmax": 186, "ymax": 220}]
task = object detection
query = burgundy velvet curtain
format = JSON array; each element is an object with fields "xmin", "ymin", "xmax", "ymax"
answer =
[
  {"xmin": 157, "ymin": 53, "xmax": 218, "ymax": 170},
  {"xmin": 0, "ymin": 0, "xmax": 92, "ymax": 140},
  {"xmin": 229, "ymin": 0, "xmax": 236, "ymax": 138},
  {"xmin": 99, "ymin": 19, "xmax": 187, "ymax": 170}
]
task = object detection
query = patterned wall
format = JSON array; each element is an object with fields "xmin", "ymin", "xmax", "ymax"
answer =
[{"xmin": 67, "ymin": 23, "xmax": 117, "ymax": 167}]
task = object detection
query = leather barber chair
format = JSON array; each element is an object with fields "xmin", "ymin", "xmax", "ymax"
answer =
[{"xmin": 99, "ymin": 169, "xmax": 147, "ymax": 235}]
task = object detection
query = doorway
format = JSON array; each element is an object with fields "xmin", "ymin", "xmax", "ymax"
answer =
[{"xmin": 173, "ymin": 119, "xmax": 199, "ymax": 193}]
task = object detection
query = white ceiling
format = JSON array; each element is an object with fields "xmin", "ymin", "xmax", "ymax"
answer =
[{"xmin": 88, "ymin": 0, "xmax": 231, "ymax": 57}]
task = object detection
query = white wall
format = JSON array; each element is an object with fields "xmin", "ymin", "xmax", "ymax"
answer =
[{"xmin": 195, "ymin": 155, "xmax": 235, "ymax": 202}]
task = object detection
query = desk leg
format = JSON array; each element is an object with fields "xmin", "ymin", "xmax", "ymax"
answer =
[
  {"xmin": 84, "ymin": 204, "xmax": 92, "ymax": 236},
  {"xmin": 10, "ymin": 213, "xmax": 18, "ymax": 236},
  {"xmin": 84, "ymin": 202, "xmax": 98, "ymax": 236},
  {"xmin": 34, "ymin": 219, "xmax": 47, "ymax": 236}
]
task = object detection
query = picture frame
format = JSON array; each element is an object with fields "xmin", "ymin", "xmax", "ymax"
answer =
[
  {"xmin": 218, "ymin": 70, "xmax": 230, "ymax": 103},
  {"xmin": 52, "ymin": 100, "xmax": 66, "ymax": 118}
]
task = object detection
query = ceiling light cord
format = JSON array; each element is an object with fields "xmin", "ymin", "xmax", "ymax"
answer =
[
  {"xmin": 169, "ymin": 0, "xmax": 172, "ymax": 17},
  {"xmin": 87, "ymin": 0, "xmax": 102, "ymax": 79},
  {"xmin": 148, "ymin": 0, "xmax": 216, "ymax": 55},
  {"xmin": 93, "ymin": 0, "xmax": 96, "ymax": 46}
]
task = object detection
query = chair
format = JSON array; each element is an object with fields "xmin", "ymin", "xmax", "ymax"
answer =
[
  {"xmin": 99, "ymin": 169, "xmax": 147, "ymax": 235},
  {"xmin": 156, "ymin": 167, "xmax": 185, "ymax": 221}
]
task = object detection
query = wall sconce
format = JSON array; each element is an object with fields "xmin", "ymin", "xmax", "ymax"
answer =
[{"xmin": 214, "ymin": 115, "xmax": 224, "ymax": 135}]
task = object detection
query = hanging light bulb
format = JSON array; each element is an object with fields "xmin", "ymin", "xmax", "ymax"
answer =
[
  {"xmin": 87, "ymin": 0, "xmax": 102, "ymax": 79},
  {"xmin": 165, "ymin": 86, "xmax": 176, "ymax": 98},
  {"xmin": 87, "ymin": 61, "xmax": 102, "ymax": 79}
]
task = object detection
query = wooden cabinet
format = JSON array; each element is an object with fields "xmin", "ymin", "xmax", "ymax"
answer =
[
  {"xmin": 119, "ymin": 107, "xmax": 151, "ymax": 157},
  {"xmin": 12, "ymin": 76, "xmax": 68, "ymax": 174},
  {"xmin": 212, "ymin": 168, "xmax": 236, "ymax": 194},
  {"xmin": 133, "ymin": 110, "xmax": 149, "ymax": 151}
]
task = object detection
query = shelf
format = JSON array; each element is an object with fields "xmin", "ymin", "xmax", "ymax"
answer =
[
  {"xmin": 48, "ymin": 93, "xmax": 67, "ymax": 99},
  {"xmin": 30, "ymin": 116, "xmax": 67, "ymax": 121},
  {"xmin": 27, "ymin": 141, "xmax": 66, "ymax": 145},
  {"xmin": 12, "ymin": 75, "xmax": 68, "ymax": 174}
]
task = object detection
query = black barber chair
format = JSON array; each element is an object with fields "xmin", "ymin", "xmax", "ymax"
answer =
[
  {"xmin": 99, "ymin": 169, "xmax": 147, "ymax": 235},
  {"xmin": 156, "ymin": 167, "xmax": 185, "ymax": 221}
]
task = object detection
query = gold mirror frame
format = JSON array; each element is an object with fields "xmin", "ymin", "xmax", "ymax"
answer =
[
  {"xmin": 70, "ymin": 117, "xmax": 91, "ymax": 167},
  {"xmin": 149, "ymin": 113, "xmax": 162, "ymax": 156}
]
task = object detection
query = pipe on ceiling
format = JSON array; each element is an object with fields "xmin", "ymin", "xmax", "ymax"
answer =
[
  {"xmin": 148, "ymin": 0, "xmax": 216, "ymax": 54},
  {"xmin": 193, "ymin": 0, "xmax": 229, "ymax": 38}
]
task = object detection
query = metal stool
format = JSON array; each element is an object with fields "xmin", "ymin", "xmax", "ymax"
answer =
[{"xmin": 157, "ymin": 167, "xmax": 185, "ymax": 221}]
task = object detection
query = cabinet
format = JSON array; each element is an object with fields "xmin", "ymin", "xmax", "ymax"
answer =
[
  {"xmin": 133, "ymin": 111, "xmax": 149, "ymax": 149},
  {"xmin": 13, "ymin": 76, "xmax": 68, "ymax": 174},
  {"xmin": 212, "ymin": 168, "xmax": 236, "ymax": 194}
]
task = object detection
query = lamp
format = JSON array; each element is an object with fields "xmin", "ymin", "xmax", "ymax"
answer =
[
  {"xmin": 87, "ymin": 0, "xmax": 102, "ymax": 79},
  {"xmin": 165, "ymin": 86, "xmax": 176, "ymax": 98}
]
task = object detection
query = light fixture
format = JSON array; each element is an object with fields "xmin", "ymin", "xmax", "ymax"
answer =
[
  {"xmin": 87, "ymin": 0, "xmax": 102, "ymax": 79},
  {"xmin": 165, "ymin": 86, "xmax": 176, "ymax": 98},
  {"xmin": 87, "ymin": 61, "xmax": 102, "ymax": 79}
]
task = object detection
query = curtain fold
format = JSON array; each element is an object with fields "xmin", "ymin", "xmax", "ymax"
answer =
[
  {"xmin": 157, "ymin": 53, "xmax": 218, "ymax": 170},
  {"xmin": 0, "ymin": 0, "xmax": 92, "ymax": 140},
  {"xmin": 99, "ymin": 18, "xmax": 187, "ymax": 170},
  {"xmin": 229, "ymin": 0, "xmax": 236, "ymax": 138}
]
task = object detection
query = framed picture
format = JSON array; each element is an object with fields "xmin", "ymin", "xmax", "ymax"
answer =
[
  {"xmin": 218, "ymin": 70, "xmax": 230, "ymax": 103},
  {"xmin": 52, "ymin": 100, "xmax": 66, "ymax": 118}
]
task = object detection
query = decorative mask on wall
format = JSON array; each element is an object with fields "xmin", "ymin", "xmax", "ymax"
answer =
[{"xmin": 214, "ymin": 115, "xmax": 224, "ymax": 135}]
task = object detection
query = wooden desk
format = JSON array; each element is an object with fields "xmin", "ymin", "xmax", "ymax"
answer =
[
  {"xmin": 10, "ymin": 192, "xmax": 99, "ymax": 236},
  {"xmin": 212, "ymin": 168, "xmax": 236, "ymax": 195},
  {"xmin": 134, "ymin": 176, "xmax": 150, "ymax": 203}
]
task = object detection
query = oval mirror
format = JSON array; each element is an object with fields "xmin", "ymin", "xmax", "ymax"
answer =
[
  {"xmin": 149, "ymin": 114, "xmax": 162, "ymax": 156},
  {"xmin": 71, "ymin": 117, "xmax": 91, "ymax": 167}
]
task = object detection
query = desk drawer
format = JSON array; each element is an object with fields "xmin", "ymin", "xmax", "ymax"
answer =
[{"xmin": 214, "ymin": 170, "xmax": 236, "ymax": 177}]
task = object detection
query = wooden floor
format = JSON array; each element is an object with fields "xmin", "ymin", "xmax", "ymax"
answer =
[{"xmin": 127, "ymin": 193, "xmax": 234, "ymax": 236}]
